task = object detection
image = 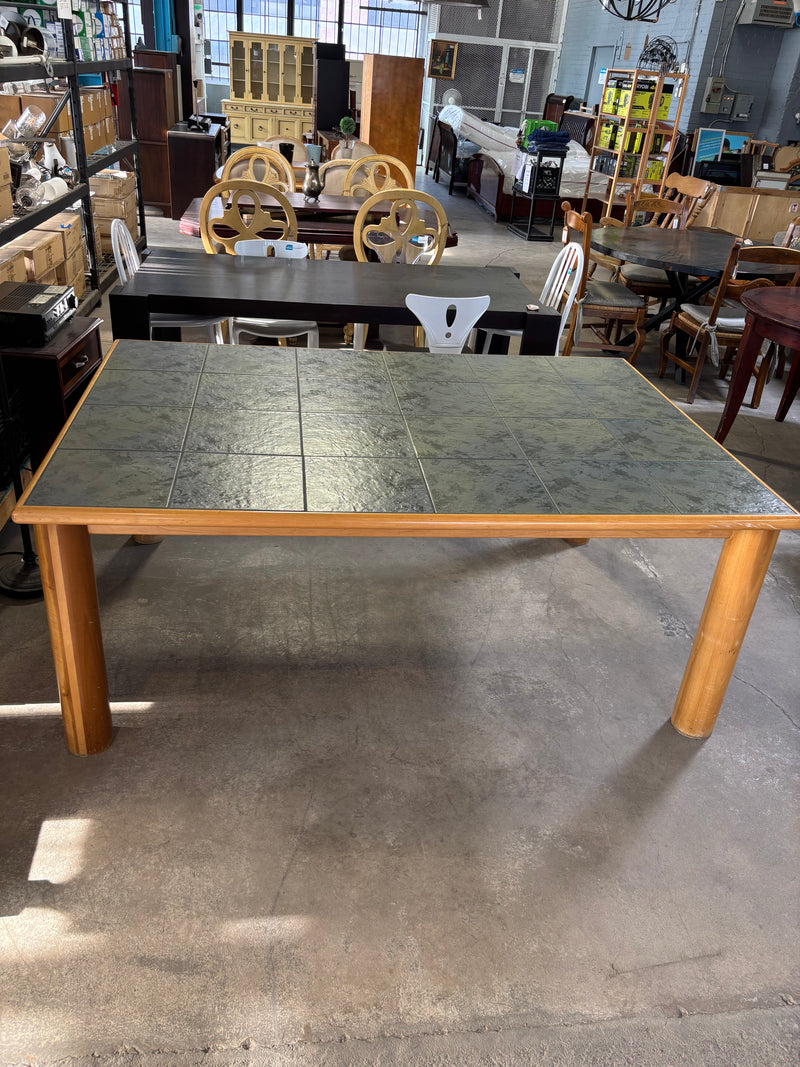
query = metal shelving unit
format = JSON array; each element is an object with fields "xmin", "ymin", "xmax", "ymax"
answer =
[{"xmin": 0, "ymin": 0, "xmax": 145, "ymax": 303}]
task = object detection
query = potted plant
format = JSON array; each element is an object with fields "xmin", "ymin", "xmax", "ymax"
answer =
[{"xmin": 338, "ymin": 115, "xmax": 357, "ymax": 157}]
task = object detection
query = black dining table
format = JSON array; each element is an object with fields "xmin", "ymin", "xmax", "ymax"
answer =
[
  {"xmin": 109, "ymin": 249, "xmax": 561, "ymax": 354},
  {"xmin": 589, "ymin": 226, "xmax": 796, "ymax": 343}
]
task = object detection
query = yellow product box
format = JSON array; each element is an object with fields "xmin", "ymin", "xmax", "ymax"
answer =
[
  {"xmin": 90, "ymin": 168, "xmax": 136, "ymax": 198},
  {"xmin": 0, "ymin": 182, "xmax": 13, "ymax": 222},
  {"xmin": 646, "ymin": 159, "xmax": 664, "ymax": 180},
  {"xmin": 0, "ymin": 247, "xmax": 28, "ymax": 284},
  {"xmin": 6, "ymin": 229, "xmax": 64, "ymax": 278},
  {"xmin": 0, "ymin": 145, "xmax": 11, "ymax": 186},
  {"xmin": 92, "ymin": 191, "xmax": 137, "ymax": 220},
  {"xmin": 35, "ymin": 212, "xmax": 84, "ymax": 260},
  {"xmin": 657, "ymin": 84, "xmax": 675, "ymax": 119},
  {"xmin": 601, "ymin": 77, "xmax": 624, "ymax": 116},
  {"xmin": 598, "ymin": 122, "xmax": 616, "ymax": 149},
  {"xmin": 621, "ymin": 129, "xmax": 642, "ymax": 153}
]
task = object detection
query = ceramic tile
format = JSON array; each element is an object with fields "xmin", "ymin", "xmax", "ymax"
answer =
[
  {"xmin": 62, "ymin": 404, "xmax": 192, "ymax": 452},
  {"xmin": 421, "ymin": 459, "xmax": 557, "ymax": 514},
  {"xmin": 406, "ymin": 416, "xmax": 527, "ymax": 459},
  {"xmin": 394, "ymin": 380, "xmax": 493, "ymax": 418},
  {"xmin": 202, "ymin": 344, "xmax": 298, "ymax": 377},
  {"xmin": 577, "ymin": 382, "xmax": 684, "ymax": 420},
  {"xmin": 82, "ymin": 367, "xmax": 201, "ymax": 408},
  {"xmin": 194, "ymin": 373, "xmax": 299, "ymax": 411},
  {"xmin": 305, "ymin": 457, "xmax": 433, "ymax": 513},
  {"xmin": 551, "ymin": 357, "xmax": 637, "ymax": 384},
  {"xmin": 536, "ymin": 458, "xmax": 677, "ymax": 514},
  {"xmin": 109, "ymin": 340, "xmax": 208, "ymax": 372},
  {"xmin": 466, "ymin": 353, "xmax": 562, "ymax": 385},
  {"xmin": 298, "ymin": 350, "xmax": 388, "ymax": 381},
  {"xmin": 23, "ymin": 449, "xmax": 179, "ymax": 509},
  {"xmin": 642, "ymin": 461, "xmax": 795, "ymax": 515},
  {"xmin": 602, "ymin": 418, "xmax": 729, "ymax": 462},
  {"xmin": 300, "ymin": 376, "xmax": 401, "ymax": 414},
  {"xmin": 506, "ymin": 417, "xmax": 634, "ymax": 466},
  {"xmin": 184, "ymin": 409, "xmax": 301, "ymax": 455},
  {"xmin": 384, "ymin": 351, "xmax": 479, "ymax": 383},
  {"xmin": 301, "ymin": 414, "xmax": 415, "ymax": 457},
  {"xmin": 484, "ymin": 379, "xmax": 586, "ymax": 418},
  {"xmin": 170, "ymin": 453, "xmax": 304, "ymax": 511}
]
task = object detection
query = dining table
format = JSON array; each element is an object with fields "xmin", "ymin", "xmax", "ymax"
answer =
[
  {"xmin": 715, "ymin": 286, "xmax": 800, "ymax": 442},
  {"xmin": 109, "ymin": 249, "xmax": 562, "ymax": 355},
  {"xmin": 589, "ymin": 226, "xmax": 796, "ymax": 343},
  {"xmin": 178, "ymin": 192, "xmax": 459, "ymax": 250},
  {"xmin": 13, "ymin": 339, "xmax": 800, "ymax": 756}
]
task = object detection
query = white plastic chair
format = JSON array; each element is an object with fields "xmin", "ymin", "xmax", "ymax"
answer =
[
  {"xmin": 229, "ymin": 239, "xmax": 319, "ymax": 347},
  {"xmin": 110, "ymin": 219, "xmax": 227, "ymax": 344},
  {"xmin": 404, "ymin": 294, "xmax": 491, "ymax": 354},
  {"xmin": 478, "ymin": 241, "xmax": 585, "ymax": 355}
]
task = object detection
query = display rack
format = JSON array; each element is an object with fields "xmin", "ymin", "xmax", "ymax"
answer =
[
  {"xmin": 581, "ymin": 68, "xmax": 686, "ymax": 218},
  {"xmin": 0, "ymin": 0, "xmax": 145, "ymax": 305},
  {"xmin": 507, "ymin": 147, "xmax": 568, "ymax": 241}
]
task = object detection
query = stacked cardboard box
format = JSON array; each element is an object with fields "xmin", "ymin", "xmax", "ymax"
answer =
[
  {"xmin": 1, "ymin": 211, "xmax": 87, "ymax": 298},
  {"xmin": 35, "ymin": 212, "xmax": 87, "ymax": 299},
  {"xmin": 0, "ymin": 145, "xmax": 12, "ymax": 223},
  {"xmin": 100, "ymin": 2, "xmax": 126, "ymax": 60},
  {"xmin": 89, "ymin": 169, "xmax": 138, "ymax": 255},
  {"xmin": 3, "ymin": 229, "xmax": 64, "ymax": 286},
  {"xmin": 1, "ymin": 87, "xmax": 116, "ymax": 160}
]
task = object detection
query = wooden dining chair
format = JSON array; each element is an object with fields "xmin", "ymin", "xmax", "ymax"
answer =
[
  {"xmin": 257, "ymin": 135, "xmax": 308, "ymax": 165},
  {"xmin": 199, "ymin": 179, "xmax": 298, "ymax": 254},
  {"xmin": 658, "ymin": 242, "xmax": 800, "ymax": 403},
  {"xmin": 220, "ymin": 146, "xmax": 296, "ymax": 193},
  {"xmin": 318, "ymin": 158, "xmax": 352, "ymax": 196},
  {"xmin": 343, "ymin": 154, "xmax": 415, "ymax": 199},
  {"xmin": 330, "ymin": 139, "xmax": 376, "ymax": 161},
  {"xmin": 561, "ymin": 202, "xmax": 647, "ymax": 364},
  {"xmin": 661, "ymin": 173, "xmax": 717, "ymax": 226},
  {"xmin": 351, "ymin": 189, "xmax": 449, "ymax": 348}
]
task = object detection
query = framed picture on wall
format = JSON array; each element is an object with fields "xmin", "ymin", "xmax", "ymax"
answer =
[{"xmin": 428, "ymin": 40, "xmax": 458, "ymax": 80}]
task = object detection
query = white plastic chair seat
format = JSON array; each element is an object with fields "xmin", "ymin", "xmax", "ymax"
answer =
[{"xmin": 228, "ymin": 238, "xmax": 319, "ymax": 347}]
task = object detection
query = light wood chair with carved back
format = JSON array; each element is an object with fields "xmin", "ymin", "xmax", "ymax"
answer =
[
  {"xmin": 561, "ymin": 201, "xmax": 646, "ymax": 363},
  {"xmin": 257, "ymin": 135, "xmax": 308, "ymax": 165},
  {"xmin": 343, "ymin": 154, "xmax": 414, "ymax": 199},
  {"xmin": 330, "ymin": 139, "xmax": 376, "ymax": 161},
  {"xmin": 199, "ymin": 179, "xmax": 298, "ymax": 255},
  {"xmin": 220, "ymin": 146, "xmax": 296, "ymax": 193}
]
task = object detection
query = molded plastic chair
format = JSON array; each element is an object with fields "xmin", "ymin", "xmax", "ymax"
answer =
[
  {"xmin": 221, "ymin": 146, "xmax": 296, "ymax": 192},
  {"xmin": 404, "ymin": 294, "xmax": 490, "ymax": 354},
  {"xmin": 199, "ymin": 180, "xmax": 298, "ymax": 254},
  {"xmin": 110, "ymin": 219, "xmax": 226, "ymax": 344},
  {"xmin": 343, "ymin": 154, "xmax": 414, "ymax": 199},
  {"xmin": 479, "ymin": 241, "xmax": 584, "ymax": 355},
  {"xmin": 228, "ymin": 239, "xmax": 319, "ymax": 347}
]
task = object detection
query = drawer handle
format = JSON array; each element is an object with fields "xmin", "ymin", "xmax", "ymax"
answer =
[{"xmin": 72, "ymin": 356, "xmax": 88, "ymax": 369}]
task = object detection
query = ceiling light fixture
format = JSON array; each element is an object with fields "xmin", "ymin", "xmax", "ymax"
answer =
[{"xmin": 597, "ymin": 0, "xmax": 677, "ymax": 21}]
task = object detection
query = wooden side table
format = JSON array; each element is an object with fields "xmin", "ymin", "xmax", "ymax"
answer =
[
  {"xmin": 0, "ymin": 317, "xmax": 103, "ymax": 470},
  {"xmin": 715, "ymin": 288, "xmax": 800, "ymax": 443}
]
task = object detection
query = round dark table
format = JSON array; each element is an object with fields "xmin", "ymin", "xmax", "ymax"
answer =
[
  {"xmin": 715, "ymin": 286, "xmax": 800, "ymax": 443},
  {"xmin": 591, "ymin": 226, "xmax": 738, "ymax": 278}
]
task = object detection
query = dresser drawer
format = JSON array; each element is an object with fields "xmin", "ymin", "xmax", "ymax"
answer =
[
  {"xmin": 60, "ymin": 328, "xmax": 103, "ymax": 397},
  {"xmin": 251, "ymin": 118, "xmax": 278, "ymax": 139},
  {"xmin": 229, "ymin": 115, "xmax": 250, "ymax": 140}
]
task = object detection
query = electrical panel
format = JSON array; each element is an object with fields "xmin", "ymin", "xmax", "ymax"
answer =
[
  {"xmin": 738, "ymin": 0, "xmax": 794, "ymax": 26},
  {"xmin": 702, "ymin": 76, "xmax": 726, "ymax": 113},
  {"xmin": 733, "ymin": 93, "xmax": 754, "ymax": 120},
  {"xmin": 719, "ymin": 89, "xmax": 735, "ymax": 116}
]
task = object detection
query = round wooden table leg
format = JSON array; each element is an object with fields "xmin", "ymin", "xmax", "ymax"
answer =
[{"xmin": 671, "ymin": 528, "xmax": 778, "ymax": 739}]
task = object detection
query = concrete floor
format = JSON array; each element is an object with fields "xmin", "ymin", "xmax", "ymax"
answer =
[{"xmin": 1, "ymin": 172, "xmax": 798, "ymax": 1066}]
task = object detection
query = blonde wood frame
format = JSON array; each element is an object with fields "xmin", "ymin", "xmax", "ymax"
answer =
[
  {"xmin": 13, "ymin": 342, "xmax": 799, "ymax": 755},
  {"xmin": 343, "ymin": 154, "xmax": 414, "ymax": 198},
  {"xmin": 221, "ymin": 146, "xmax": 296, "ymax": 192},
  {"xmin": 199, "ymin": 179, "xmax": 298, "ymax": 254},
  {"xmin": 352, "ymin": 189, "xmax": 448, "ymax": 265}
]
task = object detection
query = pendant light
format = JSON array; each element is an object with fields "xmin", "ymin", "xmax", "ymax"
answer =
[{"xmin": 597, "ymin": 0, "xmax": 677, "ymax": 21}]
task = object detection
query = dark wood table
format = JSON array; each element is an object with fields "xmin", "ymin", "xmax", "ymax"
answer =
[
  {"xmin": 14, "ymin": 341, "xmax": 800, "ymax": 755},
  {"xmin": 589, "ymin": 227, "xmax": 795, "ymax": 341},
  {"xmin": 715, "ymin": 287, "xmax": 800, "ymax": 443},
  {"xmin": 109, "ymin": 250, "xmax": 560, "ymax": 355},
  {"xmin": 179, "ymin": 193, "xmax": 459, "ymax": 249}
]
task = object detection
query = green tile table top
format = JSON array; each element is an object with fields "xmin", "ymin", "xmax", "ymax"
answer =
[{"xmin": 16, "ymin": 341, "xmax": 800, "ymax": 524}]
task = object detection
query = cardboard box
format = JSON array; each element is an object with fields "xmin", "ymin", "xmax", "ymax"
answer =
[
  {"xmin": 55, "ymin": 250, "xmax": 84, "ymax": 285},
  {"xmin": 98, "ymin": 211, "xmax": 137, "ymax": 246},
  {"xmin": 0, "ymin": 248, "xmax": 28, "ymax": 284},
  {"xmin": 37, "ymin": 267, "xmax": 59, "ymax": 286},
  {"xmin": 20, "ymin": 93, "xmax": 72, "ymax": 134},
  {"xmin": 35, "ymin": 212, "xmax": 84, "ymax": 260},
  {"xmin": 90, "ymin": 169, "xmax": 136, "ymax": 198},
  {"xmin": 6, "ymin": 229, "xmax": 64, "ymax": 278},
  {"xmin": 0, "ymin": 95, "xmax": 22, "ymax": 128},
  {"xmin": 0, "ymin": 145, "xmax": 11, "ymax": 186},
  {"xmin": 92, "ymin": 191, "xmax": 137, "ymax": 219},
  {"xmin": 70, "ymin": 267, "xmax": 86, "ymax": 300},
  {"xmin": 0, "ymin": 182, "xmax": 13, "ymax": 222}
]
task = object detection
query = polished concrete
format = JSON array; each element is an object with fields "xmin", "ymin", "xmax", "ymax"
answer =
[{"xmin": 1, "ymin": 170, "xmax": 798, "ymax": 1066}]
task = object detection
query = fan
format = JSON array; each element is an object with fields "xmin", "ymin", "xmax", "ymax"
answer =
[{"xmin": 441, "ymin": 89, "xmax": 462, "ymax": 107}]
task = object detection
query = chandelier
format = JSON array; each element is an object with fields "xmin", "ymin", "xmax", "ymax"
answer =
[{"xmin": 597, "ymin": 0, "xmax": 677, "ymax": 20}]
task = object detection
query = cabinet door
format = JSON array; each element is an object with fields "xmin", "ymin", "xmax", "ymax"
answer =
[
  {"xmin": 300, "ymin": 44, "xmax": 314, "ymax": 106},
  {"xmin": 266, "ymin": 42, "xmax": 281, "ymax": 102},
  {"xmin": 248, "ymin": 39, "xmax": 264, "ymax": 101},
  {"xmin": 282, "ymin": 42, "xmax": 297, "ymax": 104},
  {"xmin": 228, "ymin": 113, "xmax": 250, "ymax": 141},
  {"xmin": 230, "ymin": 36, "xmax": 247, "ymax": 100},
  {"xmin": 252, "ymin": 115, "xmax": 278, "ymax": 140}
]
